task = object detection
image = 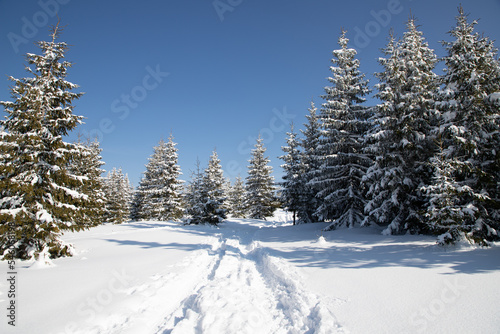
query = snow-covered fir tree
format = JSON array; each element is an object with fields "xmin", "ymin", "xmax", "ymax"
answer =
[
  {"xmin": 227, "ymin": 176, "xmax": 247, "ymax": 218},
  {"xmin": 184, "ymin": 152, "xmax": 226, "ymax": 225},
  {"xmin": 221, "ymin": 178, "xmax": 232, "ymax": 215},
  {"xmin": 246, "ymin": 136, "xmax": 277, "ymax": 220},
  {"xmin": 124, "ymin": 173, "xmax": 134, "ymax": 212},
  {"xmin": 69, "ymin": 137, "xmax": 107, "ymax": 227},
  {"xmin": 130, "ymin": 188, "xmax": 144, "ymax": 221},
  {"xmin": 279, "ymin": 123, "xmax": 303, "ymax": 225},
  {"xmin": 364, "ymin": 18, "xmax": 438, "ymax": 235},
  {"xmin": 421, "ymin": 140, "xmax": 488, "ymax": 244},
  {"xmin": 103, "ymin": 168, "xmax": 132, "ymax": 224},
  {"xmin": 313, "ymin": 29, "xmax": 372, "ymax": 229},
  {"xmin": 200, "ymin": 150, "xmax": 227, "ymax": 225},
  {"xmin": 184, "ymin": 160, "xmax": 204, "ymax": 224},
  {"xmin": 0, "ymin": 23, "xmax": 86, "ymax": 260},
  {"xmin": 134, "ymin": 136, "xmax": 184, "ymax": 221},
  {"xmin": 299, "ymin": 101, "xmax": 322, "ymax": 223},
  {"xmin": 133, "ymin": 177, "xmax": 149, "ymax": 220},
  {"xmin": 422, "ymin": 6, "xmax": 500, "ymax": 245}
]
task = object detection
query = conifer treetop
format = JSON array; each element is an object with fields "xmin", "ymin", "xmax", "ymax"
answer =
[
  {"xmin": 2, "ymin": 20, "xmax": 83, "ymax": 138},
  {"xmin": 322, "ymin": 29, "xmax": 370, "ymax": 113}
]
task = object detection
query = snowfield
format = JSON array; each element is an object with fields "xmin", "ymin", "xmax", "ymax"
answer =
[{"xmin": 1, "ymin": 211, "xmax": 499, "ymax": 334}]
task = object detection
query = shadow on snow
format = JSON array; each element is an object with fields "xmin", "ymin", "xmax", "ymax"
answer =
[{"xmin": 107, "ymin": 218, "xmax": 500, "ymax": 275}]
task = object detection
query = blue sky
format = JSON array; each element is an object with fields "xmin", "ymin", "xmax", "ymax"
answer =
[{"xmin": 1, "ymin": 0, "xmax": 499, "ymax": 187}]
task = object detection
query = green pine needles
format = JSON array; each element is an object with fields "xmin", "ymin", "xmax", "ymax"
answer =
[{"xmin": 0, "ymin": 22, "xmax": 92, "ymax": 260}]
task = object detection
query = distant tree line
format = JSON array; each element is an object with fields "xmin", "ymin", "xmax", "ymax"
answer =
[{"xmin": 131, "ymin": 134, "xmax": 279, "ymax": 226}]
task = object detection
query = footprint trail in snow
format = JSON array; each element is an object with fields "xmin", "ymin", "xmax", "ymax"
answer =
[
  {"xmin": 155, "ymin": 234, "xmax": 344, "ymax": 334},
  {"xmin": 81, "ymin": 219, "xmax": 345, "ymax": 334}
]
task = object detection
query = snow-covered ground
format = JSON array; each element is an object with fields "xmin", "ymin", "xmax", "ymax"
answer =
[{"xmin": 1, "ymin": 211, "xmax": 499, "ymax": 334}]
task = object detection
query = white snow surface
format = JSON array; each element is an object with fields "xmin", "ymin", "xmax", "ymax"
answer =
[{"xmin": 1, "ymin": 210, "xmax": 499, "ymax": 334}]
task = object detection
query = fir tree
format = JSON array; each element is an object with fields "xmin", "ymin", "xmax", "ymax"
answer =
[
  {"xmin": 103, "ymin": 168, "xmax": 132, "ymax": 224},
  {"xmin": 123, "ymin": 173, "xmax": 134, "ymax": 215},
  {"xmin": 424, "ymin": 6, "xmax": 500, "ymax": 244},
  {"xmin": 246, "ymin": 136, "xmax": 276, "ymax": 220},
  {"xmin": 130, "ymin": 179, "xmax": 146, "ymax": 221},
  {"xmin": 69, "ymin": 137, "xmax": 107, "ymax": 227},
  {"xmin": 134, "ymin": 136, "xmax": 184, "ymax": 221},
  {"xmin": 199, "ymin": 150, "xmax": 227, "ymax": 225},
  {"xmin": 313, "ymin": 29, "xmax": 372, "ymax": 229},
  {"xmin": 227, "ymin": 176, "xmax": 247, "ymax": 218},
  {"xmin": 364, "ymin": 18, "xmax": 438, "ymax": 235},
  {"xmin": 159, "ymin": 135, "xmax": 184, "ymax": 220},
  {"xmin": 421, "ymin": 140, "xmax": 488, "ymax": 244},
  {"xmin": 184, "ymin": 160, "xmax": 206, "ymax": 224},
  {"xmin": 279, "ymin": 123, "xmax": 302, "ymax": 225},
  {"xmin": 221, "ymin": 178, "xmax": 232, "ymax": 214},
  {"xmin": 300, "ymin": 101, "xmax": 322, "ymax": 223},
  {"xmin": 0, "ymin": 23, "xmax": 85, "ymax": 260}
]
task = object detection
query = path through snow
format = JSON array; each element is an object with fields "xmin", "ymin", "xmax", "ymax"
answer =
[
  {"xmin": 71, "ymin": 216, "xmax": 344, "ymax": 334},
  {"xmin": 155, "ymin": 235, "xmax": 342, "ymax": 334}
]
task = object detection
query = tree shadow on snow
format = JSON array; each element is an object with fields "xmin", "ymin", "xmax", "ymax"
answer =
[
  {"xmin": 108, "ymin": 219, "xmax": 500, "ymax": 275},
  {"xmin": 264, "ymin": 229, "xmax": 500, "ymax": 275},
  {"xmin": 124, "ymin": 221, "xmax": 178, "ymax": 229},
  {"xmin": 105, "ymin": 238, "xmax": 214, "ymax": 253}
]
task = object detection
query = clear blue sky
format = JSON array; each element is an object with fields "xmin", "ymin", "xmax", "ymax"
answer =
[{"xmin": 1, "ymin": 0, "xmax": 499, "ymax": 187}]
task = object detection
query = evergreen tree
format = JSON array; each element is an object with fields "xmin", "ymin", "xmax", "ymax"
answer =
[
  {"xmin": 199, "ymin": 150, "xmax": 227, "ymax": 225},
  {"xmin": 0, "ymin": 23, "xmax": 85, "ymax": 260},
  {"xmin": 227, "ymin": 176, "xmax": 247, "ymax": 218},
  {"xmin": 364, "ymin": 18, "xmax": 438, "ymax": 235},
  {"xmin": 123, "ymin": 173, "xmax": 134, "ymax": 215},
  {"xmin": 184, "ymin": 160, "xmax": 205, "ymax": 224},
  {"xmin": 313, "ymin": 29, "xmax": 372, "ymax": 229},
  {"xmin": 69, "ymin": 137, "xmax": 106, "ymax": 227},
  {"xmin": 134, "ymin": 136, "xmax": 184, "ymax": 221},
  {"xmin": 221, "ymin": 178, "xmax": 232, "ymax": 214},
  {"xmin": 103, "ymin": 168, "xmax": 131, "ymax": 224},
  {"xmin": 246, "ymin": 136, "xmax": 276, "ymax": 220},
  {"xmin": 134, "ymin": 173, "xmax": 152, "ymax": 220},
  {"xmin": 423, "ymin": 7, "xmax": 500, "ymax": 244},
  {"xmin": 185, "ymin": 150, "xmax": 226, "ymax": 225},
  {"xmin": 279, "ymin": 123, "xmax": 302, "ymax": 225},
  {"xmin": 130, "ymin": 179, "xmax": 146, "ymax": 221},
  {"xmin": 421, "ymin": 140, "xmax": 488, "ymax": 244},
  {"xmin": 300, "ymin": 101, "xmax": 322, "ymax": 223}
]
